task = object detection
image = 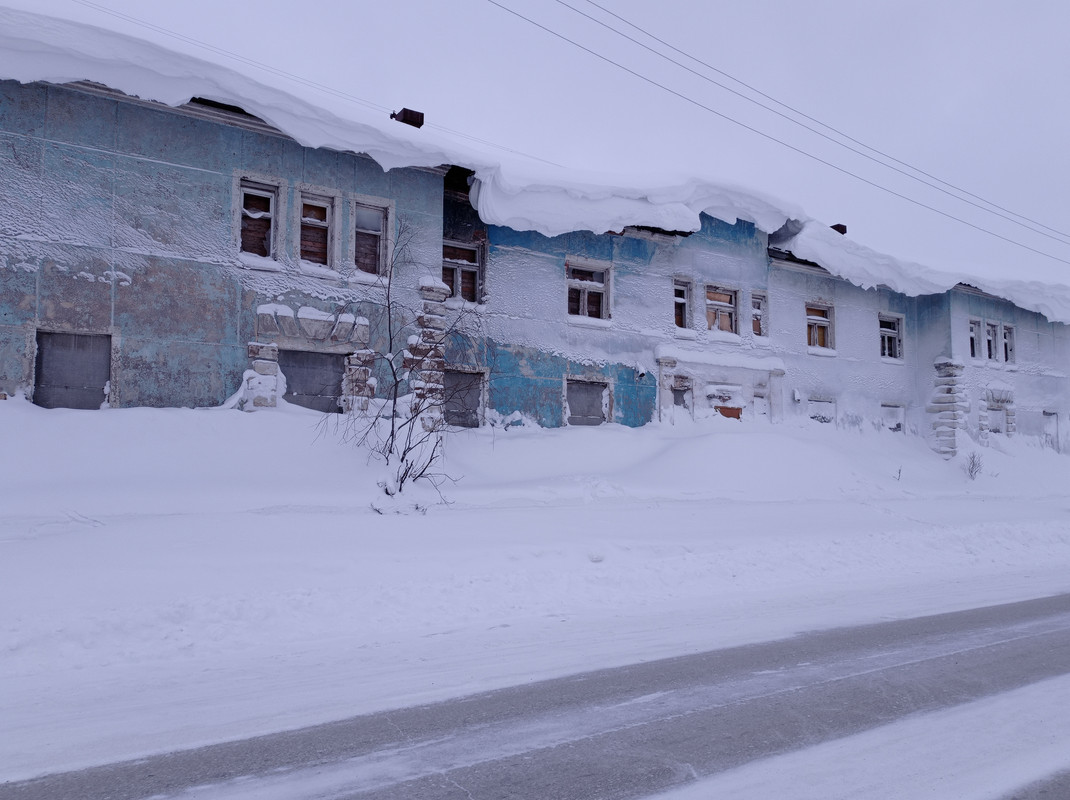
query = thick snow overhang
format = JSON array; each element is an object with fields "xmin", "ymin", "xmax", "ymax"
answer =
[{"xmin": 2, "ymin": 7, "xmax": 1070, "ymax": 324}]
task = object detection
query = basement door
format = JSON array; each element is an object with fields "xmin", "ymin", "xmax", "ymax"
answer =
[
  {"xmin": 277, "ymin": 349, "xmax": 344, "ymax": 413},
  {"xmin": 33, "ymin": 331, "xmax": 111, "ymax": 409},
  {"xmin": 567, "ymin": 380, "xmax": 607, "ymax": 426},
  {"xmin": 444, "ymin": 370, "xmax": 481, "ymax": 428}
]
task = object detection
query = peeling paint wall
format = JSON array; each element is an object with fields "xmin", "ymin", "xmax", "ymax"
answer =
[
  {"xmin": 0, "ymin": 80, "xmax": 440, "ymax": 407},
  {"xmin": 1, "ymin": 79, "xmax": 1067, "ymax": 446}
]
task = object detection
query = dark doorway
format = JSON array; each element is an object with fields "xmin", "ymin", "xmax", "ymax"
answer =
[
  {"xmin": 444, "ymin": 370, "xmax": 481, "ymax": 428},
  {"xmin": 278, "ymin": 350, "xmax": 344, "ymax": 413},
  {"xmin": 567, "ymin": 380, "xmax": 607, "ymax": 426},
  {"xmin": 34, "ymin": 331, "xmax": 111, "ymax": 409}
]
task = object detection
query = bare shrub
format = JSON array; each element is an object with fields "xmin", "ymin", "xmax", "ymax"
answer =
[{"xmin": 963, "ymin": 451, "xmax": 983, "ymax": 480}]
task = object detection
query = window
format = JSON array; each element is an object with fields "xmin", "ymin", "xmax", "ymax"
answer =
[
  {"xmin": 879, "ymin": 314, "xmax": 903, "ymax": 359},
  {"xmin": 808, "ymin": 398, "xmax": 835, "ymax": 423},
  {"xmin": 444, "ymin": 370, "xmax": 482, "ymax": 427},
  {"xmin": 673, "ymin": 280, "xmax": 690, "ymax": 328},
  {"xmin": 566, "ymin": 380, "xmax": 607, "ymax": 425},
  {"xmin": 299, "ymin": 195, "xmax": 331, "ymax": 265},
  {"xmin": 969, "ymin": 320, "xmax": 981, "ymax": 358},
  {"xmin": 34, "ymin": 331, "xmax": 111, "ymax": 409},
  {"xmin": 567, "ymin": 262, "xmax": 609, "ymax": 319},
  {"xmin": 706, "ymin": 286, "xmax": 737, "ymax": 332},
  {"xmin": 240, "ymin": 181, "xmax": 276, "ymax": 257},
  {"xmin": 985, "ymin": 322, "xmax": 999, "ymax": 360},
  {"xmin": 806, "ymin": 304, "xmax": 833, "ymax": 348},
  {"xmin": 881, "ymin": 404, "xmax": 904, "ymax": 432},
  {"xmin": 751, "ymin": 293, "xmax": 767, "ymax": 336},
  {"xmin": 442, "ymin": 242, "xmax": 482, "ymax": 302},
  {"xmin": 1003, "ymin": 325, "xmax": 1015, "ymax": 363},
  {"xmin": 354, "ymin": 203, "xmax": 386, "ymax": 274}
]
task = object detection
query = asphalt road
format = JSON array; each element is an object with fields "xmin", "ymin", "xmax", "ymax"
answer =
[{"xmin": 5, "ymin": 593, "xmax": 1070, "ymax": 800}]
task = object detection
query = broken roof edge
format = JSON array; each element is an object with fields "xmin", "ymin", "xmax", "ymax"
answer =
[
  {"xmin": 786, "ymin": 223, "xmax": 1070, "ymax": 324},
  {"xmin": 3, "ymin": 6, "xmax": 1070, "ymax": 324}
]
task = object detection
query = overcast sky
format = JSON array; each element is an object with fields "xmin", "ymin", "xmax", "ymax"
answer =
[{"xmin": 7, "ymin": 0, "xmax": 1070, "ymax": 289}]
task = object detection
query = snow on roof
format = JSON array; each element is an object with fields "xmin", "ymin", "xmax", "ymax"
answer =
[{"xmin": 2, "ymin": 6, "xmax": 1070, "ymax": 323}]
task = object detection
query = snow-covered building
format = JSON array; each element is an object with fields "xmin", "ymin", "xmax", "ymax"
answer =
[{"xmin": 0, "ymin": 70, "xmax": 1068, "ymax": 456}]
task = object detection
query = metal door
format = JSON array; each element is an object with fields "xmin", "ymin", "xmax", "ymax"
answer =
[{"xmin": 33, "ymin": 332, "xmax": 111, "ymax": 409}]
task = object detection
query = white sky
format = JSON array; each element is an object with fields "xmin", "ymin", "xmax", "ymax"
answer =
[{"xmin": 6, "ymin": 0, "xmax": 1070, "ymax": 289}]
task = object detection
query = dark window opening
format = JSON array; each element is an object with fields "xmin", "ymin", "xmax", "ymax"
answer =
[
  {"xmin": 278, "ymin": 350, "xmax": 345, "ymax": 413},
  {"xmin": 566, "ymin": 264, "xmax": 608, "ymax": 319},
  {"xmin": 444, "ymin": 166, "xmax": 475, "ymax": 196},
  {"xmin": 879, "ymin": 315, "xmax": 902, "ymax": 359},
  {"xmin": 673, "ymin": 281, "xmax": 690, "ymax": 328},
  {"xmin": 34, "ymin": 331, "xmax": 111, "ymax": 409}
]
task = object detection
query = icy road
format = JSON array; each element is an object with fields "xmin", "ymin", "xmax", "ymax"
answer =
[{"xmin": 6, "ymin": 593, "xmax": 1070, "ymax": 800}]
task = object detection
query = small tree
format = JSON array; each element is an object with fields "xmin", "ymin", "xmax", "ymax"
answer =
[
  {"xmin": 345, "ymin": 217, "xmax": 476, "ymax": 495},
  {"xmin": 963, "ymin": 451, "xmax": 983, "ymax": 480}
]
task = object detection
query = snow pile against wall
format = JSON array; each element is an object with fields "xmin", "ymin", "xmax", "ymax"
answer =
[{"xmin": 2, "ymin": 7, "xmax": 1070, "ymax": 323}]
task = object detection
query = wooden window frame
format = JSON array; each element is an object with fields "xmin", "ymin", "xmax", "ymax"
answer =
[
  {"xmin": 751, "ymin": 292, "xmax": 767, "ymax": 337},
  {"xmin": 673, "ymin": 279, "xmax": 691, "ymax": 328},
  {"xmin": 879, "ymin": 313, "xmax": 903, "ymax": 359},
  {"xmin": 806, "ymin": 304, "xmax": 834, "ymax": 349},
  {"xmin": 1002, "ymin": 324, "xmax": 1016, "ymax": 363},
  {"xmin": 442, "ymin": 240, "xmax": 484, "ymax": 303},
  {"xmin": 985, "ymin": 322, "xmax": 999, "ymax": 360},
  {"xmin": 706, "ymin": 286, "xmax": 737, "ymax": 333},
  {"xmin": 299, "ymin": 193, "xmax": 332, "ymax": 267},
  {"xmin": 239, "ymin": 180, "xmax": 277, "ymax": 258},
  {"xmin": 566, "ymin": 260, "xmax": 610, "ymax": 320},
  {"xmin": 353, "ymin": 201, "xmax": 388, "ymax": 275},
  {"xmin": 969, "ymin": 319, "xmax": 982, "ymax": 359}
]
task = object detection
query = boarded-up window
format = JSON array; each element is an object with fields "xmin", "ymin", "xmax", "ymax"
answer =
[
  {"xmin": 278, "ymin": 350, "xmax": 344, "ymax": 413},
  {"xmin": 806, "ymin": 305, "xmax": 833, "ymax": 348},
  {"xmin": 240, "ymin": 182, "xmax": 275, "ymax": 257},
  {"xmin": 567, "ymin": 380, "xmax": 607, "ymax": 426},
  {"xmin": 300, "ymin": 196, "xmax": 331, "ymax": 265},
  {"xmin": 444, "ymin": 370, "xmax": 481, "ymax": 428},
  {"xmin": 34, "ymin": 331, "xmax": 111, "ymax": 409},
  {"xmin": 751, "ymin": 293, "xmax": 767, "ymax": 336},
  {"xmin": 354, "ymin": 204, "xmax": 386, "ymax": 274},
  {"xmin": 706, "ymin": 287, "xmax": 737, "ymax": 332},
  {"xmin": 442, "ymin": 242, "xmax": 481, "ymax": 302}
]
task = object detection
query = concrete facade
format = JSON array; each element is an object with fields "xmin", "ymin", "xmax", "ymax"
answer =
[{"xmin": 1, "ymin": 80, "xmax": 1067, "ymax": 455}]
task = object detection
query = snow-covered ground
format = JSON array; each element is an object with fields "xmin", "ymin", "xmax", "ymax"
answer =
[{"xmin": 2, "ymin": 397, "xmax": 1069, "ymax": 787}]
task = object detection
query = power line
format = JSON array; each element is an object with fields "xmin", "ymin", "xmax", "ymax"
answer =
[
  {"xmin": 580, "ymin": 0, "xmax": 1070, "ymax": 243},
  {"xmin": 68, "ymin": 0, "xmax": 565, "ymax": 168},
  {"xmin": 486, "ymin": 0, "xmax": 1070, "ymax": 267},
  {"xmin": 556, "ymin": 0, "xmax": 1070, "ymax": 247}
]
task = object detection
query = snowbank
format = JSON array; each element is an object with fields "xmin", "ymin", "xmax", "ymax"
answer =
[
  {"xmin": 2, "ymin": 398, "xmax": 1070, "ymax": 780},
  {"xmin": 2, "ymin": 7, "xmax": 1069, "ymax": 322}
]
